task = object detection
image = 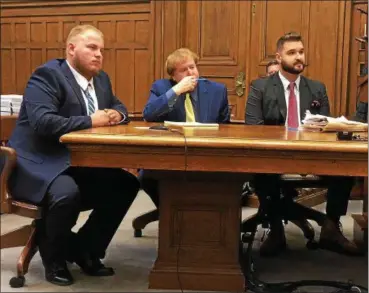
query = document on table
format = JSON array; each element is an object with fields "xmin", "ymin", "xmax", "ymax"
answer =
[{"xmin": 164, "ymin": 121, "xmax": 219, "ymax": 129}]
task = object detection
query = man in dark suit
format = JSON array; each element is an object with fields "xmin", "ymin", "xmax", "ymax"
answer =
[
  {"xmin": 7, "ymin": 25, "xmax": 140, "ymax": 286},
  {"xmin": 143, "ymin": 48, "xmax": 230, "ymax": 123},
  {"xmin": 141, "ymin": 47, "xmax": 230, "ymax": 209},
  {"xmin": 245, "ymin": 32, "xmax": 360, "ymax": 257}
]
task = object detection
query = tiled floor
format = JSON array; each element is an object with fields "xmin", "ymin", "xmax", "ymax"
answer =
[{"xmin": 1, "ymin": 190, "xmax": 367, "ymax": 292}]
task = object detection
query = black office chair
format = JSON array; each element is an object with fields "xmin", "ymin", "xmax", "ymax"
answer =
[{"xmin": 241, "ymin": 175, "xmax": 328, "ymax": 249}]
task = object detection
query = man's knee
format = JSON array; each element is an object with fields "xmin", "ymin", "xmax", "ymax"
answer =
[
  {"xmin": 46, "ymin": 175, "xmax": 80, "ymax": 209},
  {"xmin": 326, "ymin": 176, "xmax": 355, "ymax": 190},
  {"xmin": 106, "ymin": 169, "xmax": 140, "ymax": 197},
  {"xmin": 253, "ymin": 174, "xmax": 280, "ymax": 193}
]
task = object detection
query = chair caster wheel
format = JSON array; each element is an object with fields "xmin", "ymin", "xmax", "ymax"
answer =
[
  {"xmin": 134, "ymin": 229, "xmax": 142, "ymax": 237},
  {"xmin": 9, "ymin": 276, "xmax": 25, "ymax": 288},
  {"xmin": 306, "ymin": 240, "xmax": 319, "ymax": 250}
]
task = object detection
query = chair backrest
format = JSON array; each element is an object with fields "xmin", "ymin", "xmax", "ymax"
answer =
[
  {"xmin": 0, "ymin": 146, "xmax": 16, "ymax": 214},
  {"xmin": 0, "ymin": 146, "xmax": 42, "ymax": 219}
]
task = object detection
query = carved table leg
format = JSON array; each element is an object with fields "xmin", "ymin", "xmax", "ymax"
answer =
[{"xmin": 148, "ymin": 171, "xmax": 245, "ymax": 292}]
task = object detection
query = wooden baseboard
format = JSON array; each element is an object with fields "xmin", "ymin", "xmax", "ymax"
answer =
[
  {"xmin": 296, "ymin": 189, "xmax": 327, "ymax": 207},
  {"xmin": 244, "ymin": 194, "xmax": 259, "ymax": 208},
  {"xmin": 350, "ymin": 180, "xmax": 367, "ymax": 200},
  {"xmin": 352, "ymin": 213, "xmax": 368, "ymax": 249},
  {"xmin": 244, "ymin": 189, "xmax": 327, "ymax": 209}
]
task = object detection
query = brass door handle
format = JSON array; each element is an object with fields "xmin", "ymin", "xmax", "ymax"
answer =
[{"xmin": 235, "ymin": 72, "xmax": 246, "ymax": 97}]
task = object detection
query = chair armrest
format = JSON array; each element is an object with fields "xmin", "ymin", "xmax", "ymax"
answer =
[{"xmin": 0, "ymin": 146, "xmax": 17, "ymax": 213}]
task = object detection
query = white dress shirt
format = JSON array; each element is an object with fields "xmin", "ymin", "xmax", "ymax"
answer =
[
  {"xmin": 278, "ymin": 71, "xmax": 301, "ymax": 126},
  {"xmin": 66, "ymin": 60, "xmax": 98, "ymax": 115}
]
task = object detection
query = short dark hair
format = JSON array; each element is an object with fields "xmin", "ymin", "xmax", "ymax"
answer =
[
  {"xmin": 266, "ymin": 59, "xmax": 279, "ymax": 71},
  {"xmin": 276, "ymin": 32, "xmax": 303, "ymax": 51}
]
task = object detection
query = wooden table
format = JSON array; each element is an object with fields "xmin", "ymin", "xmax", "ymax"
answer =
[{"xmin": 60, "ymin": 122, "xmax": 368, "ymax": 292}]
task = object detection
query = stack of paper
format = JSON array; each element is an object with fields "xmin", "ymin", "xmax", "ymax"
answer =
[
  {"xmin": 0, "ymin": 94, "xmax": 23, "ymax": 115},
  {"xmin": 164, "ymin": 121, "xmax": 219, "ymax": 129},
  {"xmin": 301, "ymin": 110, "xmax": 368, "ymax": 132},
  {"xmin": 1, "ymin": 97, "xmax": 12, "ymax": 114}
]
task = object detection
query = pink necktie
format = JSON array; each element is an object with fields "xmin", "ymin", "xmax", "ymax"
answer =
[{"xmin": 287, "ymin": 82, "xmax": 299, "ymax": 129}]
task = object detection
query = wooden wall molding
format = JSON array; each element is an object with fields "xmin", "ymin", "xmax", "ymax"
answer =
[
  {"xmin": 335, "ymin": 0, "xmax": 352, "ymax": 116},
  {"xmin": 0, "ymin": 0, "xmax": 150, "ymax": 8},
  {"xmin": 0, "ymin": 1, "xmax": 150, "ymax": 17}
]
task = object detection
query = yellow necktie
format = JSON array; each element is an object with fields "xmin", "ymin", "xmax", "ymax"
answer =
[{"xmin": 185, "ymin": 93, "xmax": 195, "ymax": 122}]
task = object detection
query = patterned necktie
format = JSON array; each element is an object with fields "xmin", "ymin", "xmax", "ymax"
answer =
[
  {"xmin": 185, "ymin": 93, "xmax": 196, "ymax": 122},
  {"xmin": 287, "ymin": 82, "xmax": 299, "ymax": 129},
  {"xmin": 82, "ymin": 83, "xmax": 95, "ymax": 115}
]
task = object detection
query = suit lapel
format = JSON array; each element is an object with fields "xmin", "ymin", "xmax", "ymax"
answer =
[
  {"xmin": 299, "ymin": 76, "xmax": 312, "ymax": 121},
  {"xmin": 273, "ymin": 74, "xmax": 287, "ymax": 120},
  {"xmin": 197, "ymin": 81, "xmax": 209, "ymax": 122},
  {"xmin": 61, "ymin": 61, "xmax": 87, "ymax": 115},
  {"xmin": 93, "ymin": 77, "xmax": 105, "ymax": 110}
]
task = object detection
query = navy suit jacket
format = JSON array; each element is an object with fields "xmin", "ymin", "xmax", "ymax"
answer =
[
  {"xmin": 245, "ymin": 73, "xmax": 330, "ymax": 125},
  {"xmin": 7, "ymin": 59, "xmax": 129, "ymax": 204},
  {"xmin": 143, "ymin": 79, "xmax": 230, "ymax": 123}
]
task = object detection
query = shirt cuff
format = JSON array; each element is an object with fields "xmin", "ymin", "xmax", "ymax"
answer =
[
  {"xmin": 166, "ymin": 88, "xmax": 179, "ymax": 110},
  {"xmin": 117, "ymin": 111, "xmax": 129, "ymax": 124}
]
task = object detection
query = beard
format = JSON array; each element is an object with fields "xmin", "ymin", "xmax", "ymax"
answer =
[
  {"xmin": 281, "ymin": 60, "xmax": 305, "ymax": 74},
  {"xmin": 74, "ymin": 54, "xmax": 101, "ymax": 78}
]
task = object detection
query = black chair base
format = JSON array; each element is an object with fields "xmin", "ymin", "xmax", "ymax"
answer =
[
  {"xmin": 241, "ymin": 200, "xmax": 326, "ymax": 250},
  {"xmin": 132, "ymin": 209, "xmax": 159, "ymax": 237}
]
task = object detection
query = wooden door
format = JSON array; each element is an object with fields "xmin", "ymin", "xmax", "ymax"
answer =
[
  {"xmin": 177, "ymin": 0, "xmax": 350, "ymax": 120},
  {"xmin": 246, "ymin": 0, "xmax": 350, "ymax": 117},
  {"xmin": 179, "ymin": 1, "xmax": 251, "ymax": 121}
]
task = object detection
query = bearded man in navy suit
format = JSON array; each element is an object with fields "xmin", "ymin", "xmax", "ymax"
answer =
[{"xmin": 7, "ymin": 25, "xmax": 140, "ymax": 286}]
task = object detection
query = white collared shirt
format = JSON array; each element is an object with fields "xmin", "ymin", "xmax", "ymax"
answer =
[
  {"xmin": 278, "ymin": 71, "xmax": 301, "ymax": 126},
  {"xmin": 66, "ymin": 60, "xmax": 98, "ymax": 115}
]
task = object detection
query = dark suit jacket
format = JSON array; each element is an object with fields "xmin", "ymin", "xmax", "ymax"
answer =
[
  {"xmin": 245, "ymin": 73, "xmax": 330, "ymax": 125},
  {"xmin": 7, "ymin": 58, "xmax": 129, "ymax": 204},
  {"xmin": 143, "ymin": 79, "xmax": 230, "ymax": 123}
]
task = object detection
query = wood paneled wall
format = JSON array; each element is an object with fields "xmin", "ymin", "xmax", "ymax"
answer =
[
  {"xmin": 0, "ymin": 0, "xmax": 153, "ymax": 116},
  {"xmin": 0, "ymin": 0, "xmax": 363, "ymax": 121}
]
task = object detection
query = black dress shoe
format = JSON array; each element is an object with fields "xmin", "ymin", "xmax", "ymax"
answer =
[
  {"xmin": 320, "ymin": 219, "xmax": 363, "ymax": 256},
  {"xmin": 45, "ymin": 261, "xmax": 74, "ymax": 286},
  {"xmin": 74, "ymin": 254, "xmax": 115, "ymax": 276}
]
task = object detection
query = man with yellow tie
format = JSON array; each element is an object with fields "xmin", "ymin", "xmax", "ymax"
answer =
[
  {"xmin": 143, "ymin": 48, "xmax": 230, "ymax": 124},
  {"xmin": 141, "ymin": 47, "xmax": 230, "ymax": 213}
]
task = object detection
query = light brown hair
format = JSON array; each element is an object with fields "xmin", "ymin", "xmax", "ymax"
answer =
[
  {"xmin": 66, "ymin": 24, "xmax": 104, "ymax": 46},
  {"xmin": 165, "ymin": 48, "xmax": 199, "ymax": 76}
]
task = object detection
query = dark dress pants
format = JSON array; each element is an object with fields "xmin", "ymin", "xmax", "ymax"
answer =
[
  {"xmin": 252, "ymin": 174, "xmax": 355, "ymax": 222},
  {"xmin": 36, "ymin": 167, "xmax": 140, "ymax": 265}
]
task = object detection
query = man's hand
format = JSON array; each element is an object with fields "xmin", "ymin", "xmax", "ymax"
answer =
[
  {"xmin": 172, "ymin": 76, "xmax": 198, "ymax": 96},
  {"xmin": 90, "ymin": 110, "xmax": 111, "ymax": 127},
  {"xmin": 104, "ymin": 109, "xmax": 123, "ymax": 125}
]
